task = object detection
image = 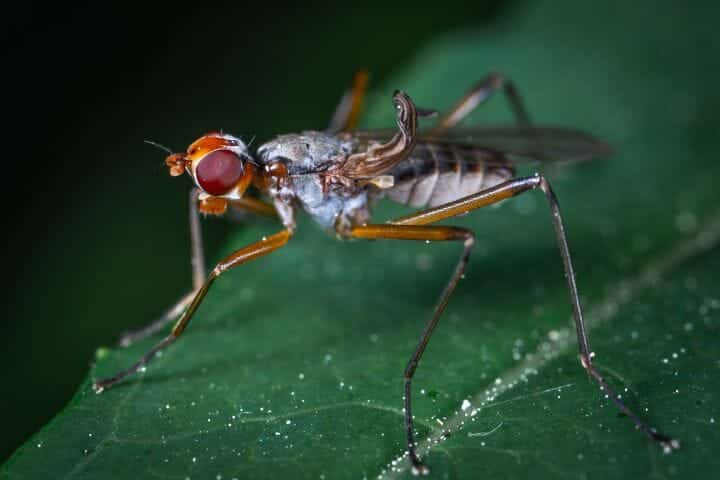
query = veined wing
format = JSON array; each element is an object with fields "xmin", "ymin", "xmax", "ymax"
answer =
[{"xmin": 350, "ymin": 124, "xmax": 613, "ymax": 165}]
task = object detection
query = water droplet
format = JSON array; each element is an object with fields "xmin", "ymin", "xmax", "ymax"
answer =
[{"xmin": 461, "ymin": 399, "xmax": 471, "ymax": 411}]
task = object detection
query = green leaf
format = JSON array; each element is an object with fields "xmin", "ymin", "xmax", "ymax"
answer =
[{"xmin": 5, "ymin": 1, "xmax": 720, "ymax": 478}]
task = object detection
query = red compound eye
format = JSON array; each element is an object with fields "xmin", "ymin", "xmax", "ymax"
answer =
[{"xmin": 196, "ymin": 150, "xmax": 244, "ymax": 195}]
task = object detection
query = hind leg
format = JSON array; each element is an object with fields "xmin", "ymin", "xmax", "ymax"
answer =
[{"xmin": 350, "ymin": 175, "xmax": 677, "ymax": 472}]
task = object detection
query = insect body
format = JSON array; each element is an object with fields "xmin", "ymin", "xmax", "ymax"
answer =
[
  {"xmin": 94, "ymin": 72, "xmax": 677, "ymax": 474},
  {"xmin": 382, "ymin": 142, "xmax": 515, "ymax": 208},
  {"xmin": 257, "ymin": 131, "xmax": 371, "ymax": 232}
]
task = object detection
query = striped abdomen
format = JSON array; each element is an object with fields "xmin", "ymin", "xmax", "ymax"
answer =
[{"xmin": 383, "ymin": 143, "xmax": 515, "ymax": 208}]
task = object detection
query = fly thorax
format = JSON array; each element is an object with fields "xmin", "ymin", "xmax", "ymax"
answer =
[
  {"xmin": 257, "ymin": 131, "xmax": 368, "ymax": 232},
  {"xmin": 257, "ymin": 131, "xmax": 353, "ymax": 174},
  {"xmin": 292, "ymin": 174, "xmax": 370, "ymax": 231}
]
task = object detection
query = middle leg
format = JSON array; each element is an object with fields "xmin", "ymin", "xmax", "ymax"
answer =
[
  {"xmin": 119, "ymin": 188, "xmax": 207, "ymax": 346},
  {"xmin": 95, "ymin": 229, "xmax": 292, "ymax": 392},
  {"xmin": 349, "ymin": 223, "xmax": 475, "ymax": 474}
]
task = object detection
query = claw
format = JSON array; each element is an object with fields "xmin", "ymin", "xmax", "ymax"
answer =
[
  {"xmin": 659, "ymin": 436, "xmax": 681, "ymax": 454},
  {"xmin": 410, "ymin": 463, "xmax": 430, "ymax": 476},
  {"xmin": 118, "ymin": 333, "xmax": 134, "ymax": 348}
]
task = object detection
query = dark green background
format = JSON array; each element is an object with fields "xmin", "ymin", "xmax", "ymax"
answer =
[
  {"xmin": 2, "ymin": 1, "xmax": 719, "ymax": 477},
  {"xmin": 0, "ymin": 1, "xmax": 506, "ymax": 460}
]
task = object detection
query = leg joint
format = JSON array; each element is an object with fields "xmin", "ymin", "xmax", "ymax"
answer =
[
  {"xmin": 579, "ymin": 351, "xmax": 595, "ymax": 370},
  {"xmin": 485, "ymin": 72, "xmax": 506, "ymax": 89},
  {"xmin": 448, "ymin": 227, "xmax": 474, "ymax": 245},
  {"xmin": 534, "ymin": 173, "xmax": 553, "ymax": 196},
  {"xmin": 463, "ymin": 230, "xmax": 476, "ymax": 249},
  {"xmin": 528, "ymin": 173, "xmax": 561, "ymax": 209}
]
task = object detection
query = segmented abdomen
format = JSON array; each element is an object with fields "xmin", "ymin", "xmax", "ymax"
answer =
[{"xmin": 384, "ymin": 143, "xmax": 516, "ymax": 208}]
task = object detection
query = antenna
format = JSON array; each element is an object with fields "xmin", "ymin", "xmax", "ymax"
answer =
[{"xmin": 143, "ymin": 140, "xmax": 174, "ymax": 155}]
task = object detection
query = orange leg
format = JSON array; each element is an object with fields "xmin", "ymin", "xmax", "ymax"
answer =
[
  {"xmin": 119, "ymin": 189, "xmax": 206, "ymax": 346},
  {"xmin": 94, "ymin": 229, "xmax": 292, "ymax": 392},
  {"xmin": 429, "ymin": 72, "xmax": 531, "ymax": 136},
  {"xmin": 350, "ymin": 174, "xmax": 676, "ymax": 473},
  {"xmin": 327, "ymin": 69, "xmax": 369, "ymax": 133},
  {"xmin": 119, "ymin": 192, "xmax": 278, "ymax": 347},
  {"xmin": 350, "ymin": 224, "xmax": 473, "ymax": 475}
]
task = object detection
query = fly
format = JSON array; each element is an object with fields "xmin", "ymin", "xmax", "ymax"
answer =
[{"xmin": 92, "ymin": 71, "xmax": 678, "ymax": 474}]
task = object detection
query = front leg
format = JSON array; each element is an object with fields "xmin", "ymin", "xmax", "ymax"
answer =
[
  {"xmin": 120, "ymin": 192, "xmax": 281, "ymax": 347},
  {"xmin": 94, "ymin": 229, "xmax": 292, "ymax": 392},
  {"xmin": 119, "ymin": 188, "xmax": 207, "ymax": 346}
]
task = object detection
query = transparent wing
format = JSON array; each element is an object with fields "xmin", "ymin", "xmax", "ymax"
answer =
[{"xmin": 351, "ymin": 124, "xmax": 613, "ymax": 165}]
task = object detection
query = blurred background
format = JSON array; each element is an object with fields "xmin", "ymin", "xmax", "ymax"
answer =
[{"xmin": 0, "ymin": 0, "xmax": 509, "ymax": 460}]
